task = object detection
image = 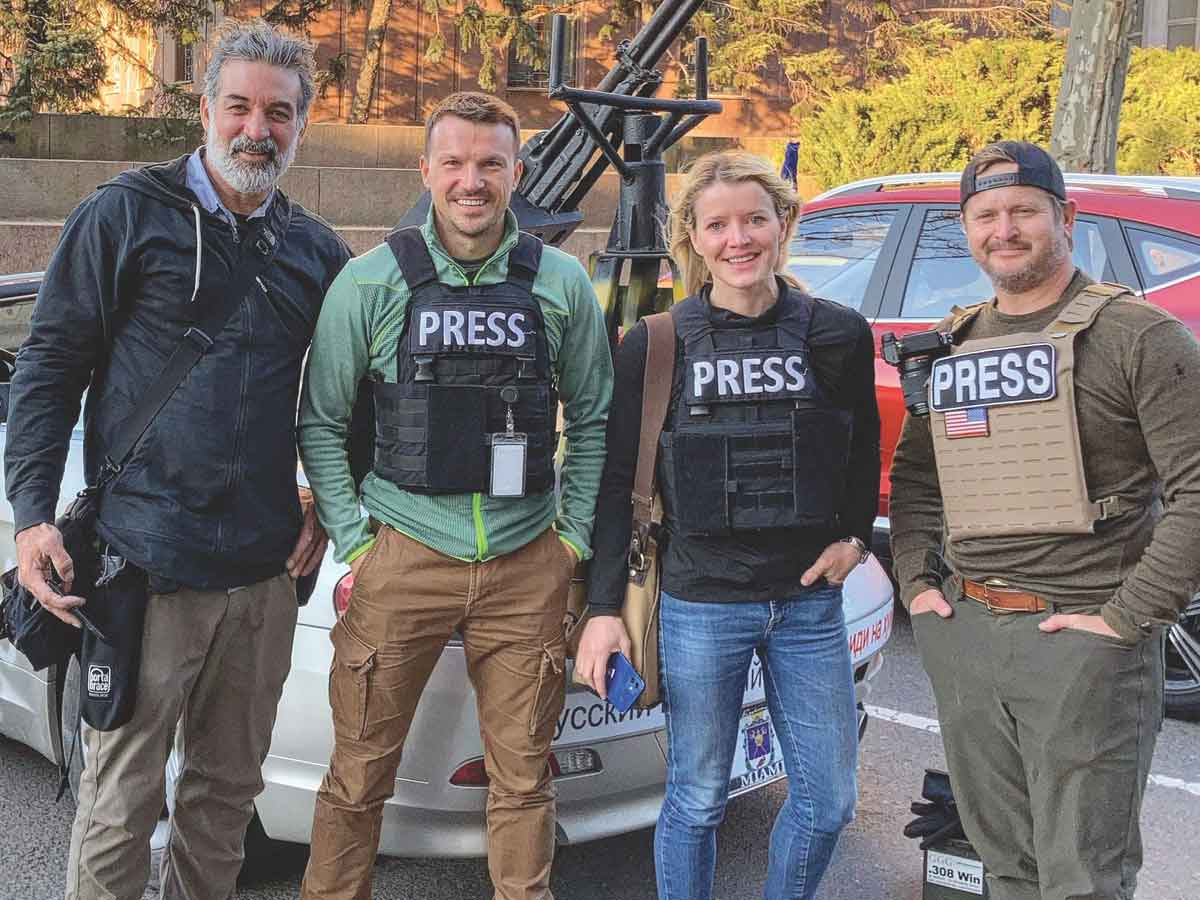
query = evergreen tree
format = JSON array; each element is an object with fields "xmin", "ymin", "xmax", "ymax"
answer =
[{"xmin": 796, "ymin": 39, "xmax": 1200, "ymax": 189}]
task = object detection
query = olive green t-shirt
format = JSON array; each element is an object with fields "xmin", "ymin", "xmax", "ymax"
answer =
[{"xmin": 890, "ymin": 271, "xmax": 1200, "ymax": 642}]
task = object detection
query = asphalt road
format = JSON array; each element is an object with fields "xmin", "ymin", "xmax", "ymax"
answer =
[{"xmin": 2, "ymin": 613, "xmax": 1198, "ymax": 900}]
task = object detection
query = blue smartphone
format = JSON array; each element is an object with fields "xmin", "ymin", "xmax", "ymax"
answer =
[{"xmin": 605, "ymin": 651, "xmax": 646, "ymax": 714}]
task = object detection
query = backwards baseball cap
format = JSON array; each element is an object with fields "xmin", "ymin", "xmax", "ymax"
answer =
[{"xmin": 960, "ymin": 141, "xmax": 1067, "ymax": 208}]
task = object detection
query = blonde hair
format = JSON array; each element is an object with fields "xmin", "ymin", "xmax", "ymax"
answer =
[{"xmin": 667, "ymin": 151, "xmax": 802, "ymax": 297}]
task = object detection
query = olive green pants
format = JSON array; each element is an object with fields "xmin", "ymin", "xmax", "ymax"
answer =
[
  {"xmin": 65, "ymin": 574, "xmax": 298, "ymax": 900},
  {"xmin": 912, "ymin": 591, "xmax": 1163, "ymax": 900}
]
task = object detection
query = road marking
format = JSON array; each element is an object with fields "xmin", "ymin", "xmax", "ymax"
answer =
[{"xmin": 864, "ymin": 705, "xmax": 1200, "ymax": 798}]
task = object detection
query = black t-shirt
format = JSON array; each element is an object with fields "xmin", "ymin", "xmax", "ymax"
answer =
[
  {"xmin": 453, "ymin": 255, "xmax": 490, "ymax": 281},
  {"xmin": 585, "ymin": 291, "xmax": 881, "ymax": 611}
]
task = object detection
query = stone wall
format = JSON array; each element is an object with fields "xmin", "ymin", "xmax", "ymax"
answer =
[
  {"xmin": 0, "ymin": 157, "xmax": 685, "ymax": 233},
  {"xmin": 0, "ymin": 114, "xmax": 790, "ymax": 171}
]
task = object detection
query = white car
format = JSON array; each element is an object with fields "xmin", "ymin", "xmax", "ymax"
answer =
[{"xmin": 0, "ymin": 323, "xmax": 893, "ymax": 857}]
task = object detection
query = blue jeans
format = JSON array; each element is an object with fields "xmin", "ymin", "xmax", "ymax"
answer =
[{"xmin": 654, "ymin": 586, "xmax": 858, "ymax": 900}]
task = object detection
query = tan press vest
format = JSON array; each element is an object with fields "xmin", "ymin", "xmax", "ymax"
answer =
[{"xmin": 930, "ymin": 283, "xmax": 1131, "ymax": 540}]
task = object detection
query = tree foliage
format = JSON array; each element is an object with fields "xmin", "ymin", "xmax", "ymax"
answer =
[
  {"xmin": 0, "ymin": 0, "xmax": 1074, "ymax": 128},
  {"xmin": 796, "ymin": 40, "xmax": 1200, "ymax": 189},
  {"xmin": 0, "ymin": 0, "xmax": 210, "ymax": 125},
  {"xmin": 1117, "ymin": 47, "xmax": 1200, "ymax": 176},
  {"xmin": 661, "ymin": 0, "xmax": 1058, "ymax": 117}
]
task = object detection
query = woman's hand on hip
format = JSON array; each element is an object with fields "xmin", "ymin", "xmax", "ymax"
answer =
[{"xmin": 800, "ymin": 541, "xmax": 862, "ymax": 587}]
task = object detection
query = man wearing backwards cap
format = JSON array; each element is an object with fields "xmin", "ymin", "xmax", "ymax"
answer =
[{"xmin": 889, "ymin": 140, "xmax": 1200, "ymax": 899}]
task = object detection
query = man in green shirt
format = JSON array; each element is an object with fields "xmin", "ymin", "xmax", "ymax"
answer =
[{"xmin": 297, "ymin": 92, "xmax": 613, "ymax": 900}]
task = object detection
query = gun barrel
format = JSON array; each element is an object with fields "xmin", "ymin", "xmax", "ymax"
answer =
[{"xmin": 518, "ymin": 0, "xmax": 708, "ymax": 215}]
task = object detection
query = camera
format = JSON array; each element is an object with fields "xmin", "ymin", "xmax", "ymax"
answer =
[{"xmin": 880, "ymin": 330, "xmax": 955, "ymax": 416}]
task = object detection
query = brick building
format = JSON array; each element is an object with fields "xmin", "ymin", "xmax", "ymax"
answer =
[{"xmin": 32, "ymin": 1, "xmax": 1200, "ymax": 138}]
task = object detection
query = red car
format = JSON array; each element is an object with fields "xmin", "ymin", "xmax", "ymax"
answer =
[{"xmin": 787, "ymin": 172, "xmax": 1200, "ymax": 718}]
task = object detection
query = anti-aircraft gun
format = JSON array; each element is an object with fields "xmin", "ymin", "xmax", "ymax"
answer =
[{"xmin": 401, "ymin": 0, "xmax": 722, "ymax": 342}]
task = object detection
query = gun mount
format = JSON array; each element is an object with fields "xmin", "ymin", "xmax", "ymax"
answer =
[
  {"xmin": 541, "ymin": 12, "xmax": 721, "ymax": 342},
  {"xmin": 516, "ymin": 0, "xmax": 713, "ymax": 244},
  {"xmin": 399, "ymin": 1, "xmax": 717, "ymax": 230},
  {"xmin": 397, "ymin": 3, "xmax": 720, "ymax": 342}
]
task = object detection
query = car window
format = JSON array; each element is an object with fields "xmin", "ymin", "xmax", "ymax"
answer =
[
  {"xmin": 1125, "ymin": 226, "xmax": 1200, "ymax": 291},
  {"xmin": 899, "ymin": 210, "xmax": 1109, "ymax": 319},
  {"xmin": 787, "ymin": 210, "xmax": 896, "ymax": 311}
]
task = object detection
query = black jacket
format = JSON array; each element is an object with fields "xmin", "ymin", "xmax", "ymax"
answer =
[
  {"xmin": 586, "ymin": 288, "xmax": 881, "ymax": 612},
  {"xmin": 4, "ymin": 154, "xmax": 351, "ymax": 589}
]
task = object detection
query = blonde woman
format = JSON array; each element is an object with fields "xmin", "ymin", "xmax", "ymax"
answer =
[{"xmin": 575, "ymin": 151, "xmax": 880, "ymax": 900}]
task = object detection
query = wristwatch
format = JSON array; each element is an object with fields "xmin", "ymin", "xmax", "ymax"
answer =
[{"xmin": 839, "ymin": 536, "xmax": 870, "ymax": 566}]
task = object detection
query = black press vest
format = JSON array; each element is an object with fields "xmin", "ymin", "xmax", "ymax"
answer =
[
  {"xmin": 372, "ymin": 228, "xmax": 558, "ymax": 494},
  {"xmin": 659, "ymin": 288, "xmax": 853, "ymax": 536}
]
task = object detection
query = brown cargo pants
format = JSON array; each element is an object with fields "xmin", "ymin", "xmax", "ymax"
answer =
[
  {"xmin": 912, "ymin": 587, "xmax": 1163, "ymax": 900},
  {"xmin": 300, "ymin": 525, "xmax": 574, "ymax": 900},
  {"xmin": 65, "ymin": 573, "xmax": 298, "ymax": 900}
]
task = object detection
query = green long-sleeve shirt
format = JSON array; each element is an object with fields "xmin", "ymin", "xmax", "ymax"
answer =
[
  {"xmin": 890, "ymin": 272, "xmax": 1200, "ymax": 643},
  {"xmin": 298, "ymin": 209, "xmax": 613, "ymax": 564}
]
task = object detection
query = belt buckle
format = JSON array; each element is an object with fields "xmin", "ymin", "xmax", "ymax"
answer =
[{"xmin": 982, "ymin": 577, "xmax": 1012, "ymax": 613}]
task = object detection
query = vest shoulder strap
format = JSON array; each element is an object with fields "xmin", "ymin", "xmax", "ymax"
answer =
[
  {"xmin": 946, "ymin": 302, "xmax": 986, "ymax": 338},
  {"xmin": 1047, "ymin": 282, "xmax": 1133, "ymax": 333},
  {"xmin": 386, "ymin": 227, "xmax": 544, "ymax": 295},
  {"xmin": 385, "ymin": 227, "xmax": 439, "ymax": 291},
  {"xmin": 507, "ymin": 232, "xmax": 543, "ymax": 293}
]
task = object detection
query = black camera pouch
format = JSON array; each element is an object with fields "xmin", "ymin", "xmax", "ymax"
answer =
[
  {"xmin": 78, "ymin": 559, "xmax": 148, "ymax": 732},
  {"xmin": 0, "ymin": 491, "xmax": 103, "ymax": 672}
]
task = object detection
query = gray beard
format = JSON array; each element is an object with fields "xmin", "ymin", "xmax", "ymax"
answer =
[
  {"xmin": 205, "ymin": 131, "xmax": 296, "ymax": 196},
  {"xmin": 983, "ymin": 236, "xmax": 1071, "ymax": 295}
]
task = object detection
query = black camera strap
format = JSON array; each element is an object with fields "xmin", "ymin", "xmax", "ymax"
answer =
[{"xmin": 93, "ymin": 199, "xmax": 293, "ymax": 492}]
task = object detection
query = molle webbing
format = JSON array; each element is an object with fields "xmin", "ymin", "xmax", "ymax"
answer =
[{"xmin": 931, "ymin": 283, "xmax": 1131, "ymax": 539}]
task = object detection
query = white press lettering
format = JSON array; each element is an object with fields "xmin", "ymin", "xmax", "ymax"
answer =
[
  {"xmin": 487, "ymin": 311, "xmax": 508, "ymax": 347},
  {"xmin": 468, "ymin": 310, "xmax": 487, "ymax": 345},
  {"xmin": 693, "ymin": 361, "xmax": 715, "ymax": 396},
  {"xmin": 1025, "ymin": 348, "xmax": 1052, "ymax": 395},
  {"xmin": 1000, "ymin": 352, "xmax": 1023, "ymax": 398},
  {"xmin": 784, "ymin": 356, "xmax": 807, "ymax": 391},
  {"xmin": 932, "ymin": 363, "xmax": 954, "ymax": 404},
  {"xmin": 954, "ymin": 358, "xmax": 978, "ymax": 404},
  {"xmin": 418, "ymin": 311, "xmax": 440, "ymax": 346},
  {"xmin": 443, "ymin": 310, "xmax": 466, "ymax": 346},
  {"xmin": 507, "ymin": 312, "xmax": 528, "ymax": 348},
  {"xmin": 762, "ymin": 358, "xmax": 785, "ymax": 393},
  {"xmin": 742, "ymin": 357, "xmax": 764, "ymax": 393},
  {"xmin": 977, "ymin": 356, "xmax": 1000, "ymax": 401},
  {"xmin": 717, "ymin": 360, "xmax": 740, "ymax": 396}
]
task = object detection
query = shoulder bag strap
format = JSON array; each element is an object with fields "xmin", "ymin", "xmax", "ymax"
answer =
[
  {"xmin": 95, "ymin": 202, "xmax": 294, "ymax": 488},
  {"xmin": 631, "ymin": 312, "xmax": 676, "ymax": 528}
]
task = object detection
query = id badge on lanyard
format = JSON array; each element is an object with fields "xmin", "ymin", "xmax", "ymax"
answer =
[{"xmin": 490, "ymin": 386, "xmax": 527, "ymax": 498}]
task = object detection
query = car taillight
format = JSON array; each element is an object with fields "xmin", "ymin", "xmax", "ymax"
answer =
[
  {"xmin": 449, "ymin": 758, "xmax": 489, "ymax": 787},
  {"xmin": 333, "ymin": 572, "xmax": 353, "ymax": 617},
  {"xmin": 449, "ymin": 749, "xmax": 601, "ymax": 787}
]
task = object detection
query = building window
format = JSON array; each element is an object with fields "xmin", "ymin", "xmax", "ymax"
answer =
[
  {"xmin": 507, "ymin": 16, "xmax": 576, "ymax": 89},
  {"xmin": 1167, "ymin": 0, "xmax": 1200, "ymax": 49},
  {"xmin": 174, "ymin": 38, "xmax": 195, "ymax": 84}
]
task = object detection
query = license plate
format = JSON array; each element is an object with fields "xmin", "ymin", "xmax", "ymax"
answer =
[
  {"xmin": 727, "ymin": 704, "xmax": 786, "ymax": 797},
  {"xmin": 926, "ymin": 849, "xmax": 985, "ymax": 895}
]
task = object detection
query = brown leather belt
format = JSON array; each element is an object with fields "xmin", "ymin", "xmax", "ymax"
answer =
[{"xmin": 962, "ymin": 579, "xmax": 1048, "ymax": 613}]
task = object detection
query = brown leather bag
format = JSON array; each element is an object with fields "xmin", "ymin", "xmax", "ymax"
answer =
[{"xmin": 565, "ymin": 310, "xmax": 675, "ymax": 708}]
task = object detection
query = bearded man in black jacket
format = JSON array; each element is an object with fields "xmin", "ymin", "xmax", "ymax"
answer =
[{"xmin": 4, "ymin": 19, "xmax": 351, "ymax": 900}]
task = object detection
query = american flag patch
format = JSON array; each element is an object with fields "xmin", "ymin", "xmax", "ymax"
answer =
[{"xmin": 945, "ymin": 407, "xmax": 989, "ymax": 439}]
